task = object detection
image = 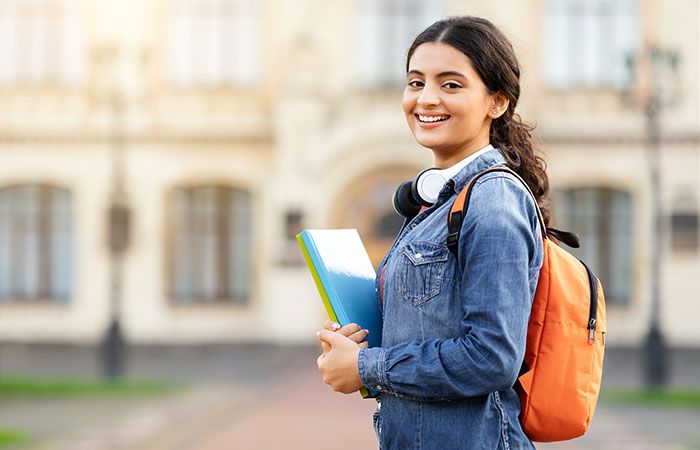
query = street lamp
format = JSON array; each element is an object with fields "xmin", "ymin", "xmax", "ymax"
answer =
[
  {"xmin": 94, "ymin": 46, "xmax": 131, "ymax": 380},
  {"xmin": 626, "ymin": 45, "xmax": 680, "ymax": 388}
]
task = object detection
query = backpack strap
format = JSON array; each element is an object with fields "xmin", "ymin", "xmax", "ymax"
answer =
[{"xmin": 447, "ymin": 166, "xmax": 567, "ymax": 258}]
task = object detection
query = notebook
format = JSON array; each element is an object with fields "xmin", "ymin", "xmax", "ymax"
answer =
[{"xmin": 297, "ymin": 229, "xmax": 383, "ymax": 399}]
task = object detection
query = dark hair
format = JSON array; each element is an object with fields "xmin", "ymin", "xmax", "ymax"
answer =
[{"xmin": 406, "ymin": 16, "xmax": 551, "ymax": 227}]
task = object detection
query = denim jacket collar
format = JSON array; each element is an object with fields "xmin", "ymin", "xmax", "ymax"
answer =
[{"xmin": 448, "ymin": 147, "xmax": 507, "ymax": 195}]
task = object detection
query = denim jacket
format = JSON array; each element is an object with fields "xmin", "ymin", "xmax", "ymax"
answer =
[{"xmin": 357, "ymin": 148, "xmax": 543, "ymax": 450}]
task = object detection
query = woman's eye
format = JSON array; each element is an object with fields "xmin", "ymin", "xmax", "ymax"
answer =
[
  {"xmin": 407, "ymin": 80, "xmax": 424, "ymax": 88},
  {"xmin": 443, "ymin": 82, "xmax": 462, "ymax": 89}
]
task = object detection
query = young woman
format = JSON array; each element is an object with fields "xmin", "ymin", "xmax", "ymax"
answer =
[{"xmin": 316, "ymin": 16, "xmax": 549, "ymax": 449}]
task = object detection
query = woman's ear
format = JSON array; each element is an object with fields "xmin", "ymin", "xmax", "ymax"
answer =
[{"xmin": 489, "ymin": 93, "xmax": 509, "ymax": 119}]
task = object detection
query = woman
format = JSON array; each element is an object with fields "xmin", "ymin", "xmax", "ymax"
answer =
[{"xmin": 316, "ymin": 16, "xmax": 549, "ymax": 449}]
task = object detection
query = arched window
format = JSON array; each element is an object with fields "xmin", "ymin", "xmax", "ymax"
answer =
[
  {"xmin": 168, "ymin": 185, "xmax": 252, "ymax": 304},
  {"xmin": 554, "ymin": 187, "xmax": 633, "ymax": 305},
  {"xmin": 332, "ymin": 168, "xmax": 413, "ymax": 267},
  {"xmin": 0, "ymin": 185, "xmax": 72, "ymax": 301}
]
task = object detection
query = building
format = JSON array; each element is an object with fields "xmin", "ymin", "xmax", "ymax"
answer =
[{"xmin": 0, "ymin": 0, "xmax": 698, "ymax": 349}]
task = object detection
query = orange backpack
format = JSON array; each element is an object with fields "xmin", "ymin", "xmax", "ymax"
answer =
[{"xmin": 447, "ymin": 166, "xmax": 606, "ymax": 442}]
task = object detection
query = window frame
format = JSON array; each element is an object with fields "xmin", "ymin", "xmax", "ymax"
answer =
[
  {"xmin": 0, "ymin": 0, "xmax": 86, "ymax": 87},
  {"xmin": 553, "ymin": 185, "xmax": 634, "ymax": 306},
  {"xmin": 162, "ymin": 0, "xmax": 264, "ymax": 88},
  {"xmin": 354, "ymin": 0, "xmax": 444, "ymax": 90},
  {"xmin": 670, "ymin": 210, "xmax": 699, "ymax": 255},
  {"xmin": 0, "ymin": 184, "xmax": 73, "ymax": 303},
  {"xmin": 330, "ymin": 166, "xmax": 416, "ymax": 268},
  {"xmin": 165, "ymin": 184, "xmax": 254, "ymax": 306},
  {"xmin": 541, "ymin": 0, "xmax": 640, "ymax": 91}
]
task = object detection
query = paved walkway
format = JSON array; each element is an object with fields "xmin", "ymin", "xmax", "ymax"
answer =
[
  {"xmin": 539, "ymin": 406, "xmax": 700, "ymax": 450},
  {"xmin": 1, "ymin": 344, "xmax": 699, "ymax": 449},
  {"xmin": 3, "ymin": 361, "xmax": 377, "ymax": 450}
]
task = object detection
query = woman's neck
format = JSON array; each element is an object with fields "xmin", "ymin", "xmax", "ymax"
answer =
[
  {"xmin": 434, "ymin": 140, "xmax": 491, "ymax": 169},
  {"xmin": 433, "ymin": 139, "xmax": 492, "ymax": 169}
]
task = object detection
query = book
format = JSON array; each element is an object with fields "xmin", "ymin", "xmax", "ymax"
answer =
[{"xmin": 296, "ymin": 229, "xmax": 382, "ymax": 399}]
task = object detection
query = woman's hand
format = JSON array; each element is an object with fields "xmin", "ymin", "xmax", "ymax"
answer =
[
  {"xmin": 320, "ymin": 320, "xmax": 370, "ymax": 353},
  {"xmin": 316, "ymin": 327, "xmax": 365, "ymax": 394}
]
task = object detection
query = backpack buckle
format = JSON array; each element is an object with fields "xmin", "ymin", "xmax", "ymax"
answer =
[{"xmin": 446, "ymin": 231, "xmax": 459, "ymax": 255}]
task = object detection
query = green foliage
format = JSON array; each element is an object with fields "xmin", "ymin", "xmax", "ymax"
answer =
[
  {"xmin": 0, "ymin": 378, "xmax": 177, "ymax": 398},
  {"xmin": 0, "ymin": 429, "xmax": 27, "ymax": 447},
  {"xmin": 601, "ymin": 388, "xmax": 700, "ymax": 409}
]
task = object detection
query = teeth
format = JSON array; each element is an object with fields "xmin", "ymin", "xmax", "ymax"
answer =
[{"xmin": 418, "ymin": 115, "xmax": 449, "ymax": 123}]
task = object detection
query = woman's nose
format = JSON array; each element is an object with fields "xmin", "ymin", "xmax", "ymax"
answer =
[{"xmin": 417, "ymin": 84, "xmax": 440, "ymax": 106}]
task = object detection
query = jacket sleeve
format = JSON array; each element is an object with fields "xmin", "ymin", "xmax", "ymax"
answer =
[{"xmin": 357, "ymin": 174, "xmax": 543, "ymax": 401}]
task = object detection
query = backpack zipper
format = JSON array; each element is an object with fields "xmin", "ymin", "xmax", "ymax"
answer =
[{"xmin": 579, "ymin": 260, "xmax": 599, "ymax": 344}]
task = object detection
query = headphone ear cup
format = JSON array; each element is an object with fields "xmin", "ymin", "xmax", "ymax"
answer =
[
  {"xmin": 413, "ymin": 167, "xmax": 445, "ymax": 206},
  {"xmin": 393, "ymin": 181, "xmax": 422, "ymax": 219}
]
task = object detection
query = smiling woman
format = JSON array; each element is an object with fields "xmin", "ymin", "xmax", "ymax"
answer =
[
  {"xmin": 402, "ymin": 42, "xmax": 508, "ymax": 169},
  {"xmin": 315, "ymin": 16, "xmax": 551, "ymax": 450}
]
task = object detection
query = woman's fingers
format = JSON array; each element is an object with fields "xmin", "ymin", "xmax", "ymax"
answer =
[
  {"xmin": 337, "ymin": 323, "xmax": 361, "ymax": 336},
  {"xmin": 359, "ymin": 341, "xmax": 369, "ymax": 348},
  {"xmin": 320, "ymin": 322, "xmax": 369, "ymax": 344},
  {"xmin": 348, "ymin": 328, "xmax": 369, "ymax": 344},
  {"xmin": 323, "ymin": 320, "xmax": 341, "ymax": 331}
]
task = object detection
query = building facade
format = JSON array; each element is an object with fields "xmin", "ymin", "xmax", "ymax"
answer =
[{"xmin": 0, "ymin": 0, "xmax": 698, "ymax": 347}]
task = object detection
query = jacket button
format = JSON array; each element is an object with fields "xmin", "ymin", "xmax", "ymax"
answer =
[
  {"xmin": 376, "ymin": 385, "xmax": 383, "ymax": 391},
  {"xmin": 414, "ymin": 253, "xmax": 422, "ymax": 259}
]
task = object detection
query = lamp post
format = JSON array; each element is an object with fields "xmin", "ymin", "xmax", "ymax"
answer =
[
  {"xmin": 94, "ymin": 46, "xmax": 130, "ymax": 380},
  {"xmin": 626, "ymin": 45, "xmax": 680, "ymax": 388},
  {"xmin": 103, "ymin": 91, "xmax": 129, "ymax": 380}
]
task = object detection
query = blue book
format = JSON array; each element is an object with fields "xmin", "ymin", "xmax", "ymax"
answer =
[{"xmin": 297, "ymin": 229, "xmax": 383, "ymax": 399}]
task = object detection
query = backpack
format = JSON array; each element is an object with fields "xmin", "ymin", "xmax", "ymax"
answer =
[{"xmin": 446, "ymin": 166, "xmax": 606, "ymax": 442}]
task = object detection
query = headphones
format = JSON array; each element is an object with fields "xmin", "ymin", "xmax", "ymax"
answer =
[
  {"xmin": 392, "ymin": 164, "xmax": 465, "ymax": 219},
  {"xmin": 392, "ymin": 145, "xmax": 496, "ymax": 220}
]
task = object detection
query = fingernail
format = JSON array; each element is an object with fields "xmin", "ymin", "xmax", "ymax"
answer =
[
  {"xmin": 364, "ymin": 329, "xmax": 369, "ymax": 334},
  {"xmin": 331, "ymin": 322, "xmax": 340, "ymax": 330}
]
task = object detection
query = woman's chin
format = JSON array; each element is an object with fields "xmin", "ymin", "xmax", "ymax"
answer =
[{"xmin": 414, "ymin": 135, "xmax": 450, "ymax": 151}]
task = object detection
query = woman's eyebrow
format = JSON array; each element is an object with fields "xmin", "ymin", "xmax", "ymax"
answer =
[
  {"xmin": 436, "ymin": 70, "xmax": 467, "ymax": 79},
  {"xmin": 406, "ymin": 69, "xmax": 467, "ymax": 79}
]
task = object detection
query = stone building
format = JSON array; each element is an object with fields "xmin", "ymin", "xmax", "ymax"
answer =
[{"xmin": 0, "ymin": 0, "xmax": 698, "ymax": 349}]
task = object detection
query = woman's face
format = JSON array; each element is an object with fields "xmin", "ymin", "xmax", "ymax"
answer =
[{"xmin": 402, "ymin": 42, "xmax": 500, "ymax": 168}]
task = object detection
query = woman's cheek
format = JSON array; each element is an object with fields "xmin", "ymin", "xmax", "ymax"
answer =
[{"xmin": 401, "ymin": 108, "xmax": 413, "ymax": 128}]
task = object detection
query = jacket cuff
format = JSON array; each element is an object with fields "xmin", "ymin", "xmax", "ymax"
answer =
[{"xmin": 358, "ymin": 347, "xmax": 388, "ymax": 392}]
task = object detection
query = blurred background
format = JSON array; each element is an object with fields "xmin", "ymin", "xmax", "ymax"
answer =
[{"xmin": 0, "ymin": 0, "xmax": 698, "ymax": 449}]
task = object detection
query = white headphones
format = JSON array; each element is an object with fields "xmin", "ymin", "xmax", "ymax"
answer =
[
  {"xmin": 392, "ymin": 145, "xmax": 494, "ymax": 219},
  {"xmin": 414, "ymin": 163, "xmax": 467, "ymax": 204},
  {"xmin": 392, "ymin": 164, "xmax": 467, "ymax": 218}
]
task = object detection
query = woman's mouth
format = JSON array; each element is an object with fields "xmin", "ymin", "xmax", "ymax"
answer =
[{"xmin": 415, "ymin": 114, "xmax": 450, "ymax": 128}]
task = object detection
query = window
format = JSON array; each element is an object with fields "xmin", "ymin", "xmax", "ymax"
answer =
[
  {"xmin": 671, "ymin": 211, "xmax": 699, "ymax": 253},
  {"xmin": 164, "ymin": 0, "xmax": 261, "ymax": 86},
  {"xmin": 333, "ymin": 169, "xmax": 411, "ymax": 267},
  {"xmin": 0, "ymin": 0, "xmax": 85, "ymax": 84},
  {"xmin": 542, "ymin": 0, "xmax": 639, "ymax": 88},
  {"xmin": 554, "ymin": 187, "xmax": 633, "ymax": 305},
  {"xmin": 278, "ymin": 210, "xmax": 305, "ymax": 266},
  {"xmin": 0, "ymin": 185, "xmax": 72, "ymax": 301},
  {"xmin": 168, "ymin": 186, "xmax": 252, "ymax": 304},
  {"xmin": 356, "ymin": 0, "xmax": 443, "ymax": 87}
]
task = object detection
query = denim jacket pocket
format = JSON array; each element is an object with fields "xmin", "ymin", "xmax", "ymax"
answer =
[{"xmin": 396, "ymin": 241, "xmax": 449, "ymax": 306}]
